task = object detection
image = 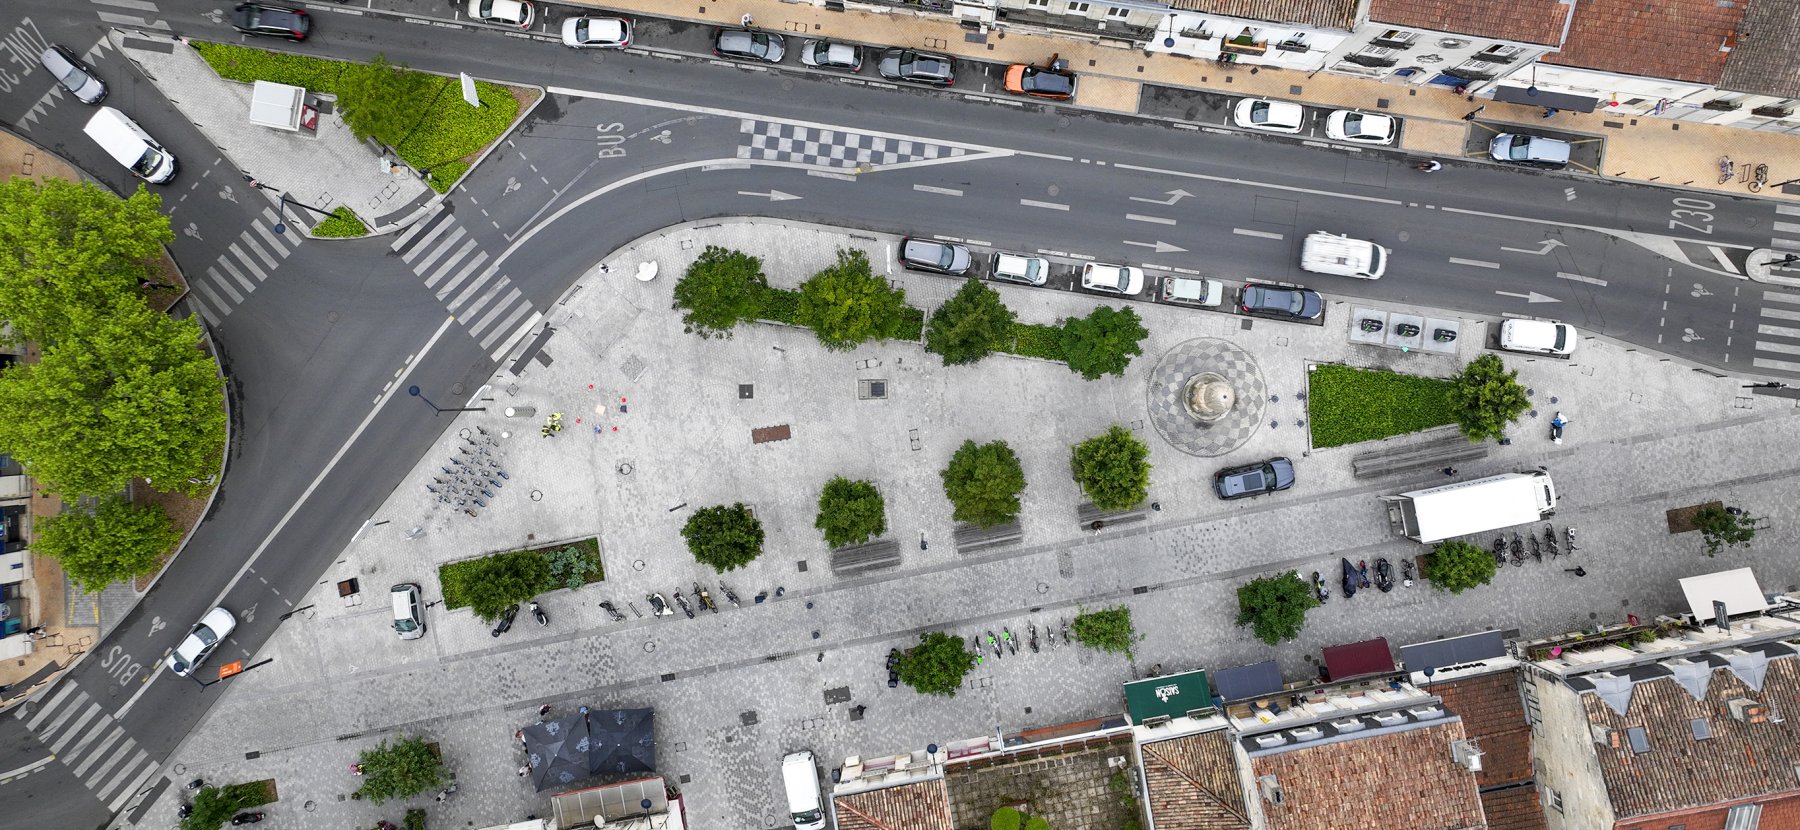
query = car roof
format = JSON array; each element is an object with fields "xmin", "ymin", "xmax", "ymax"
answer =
[
  {"xmin": 1023, "ymin": 67, "xmax": 1074, "ymax": 93},
  {"xmin": 579, "ymin": 17, "xmax": 625, "ymax": 38}
]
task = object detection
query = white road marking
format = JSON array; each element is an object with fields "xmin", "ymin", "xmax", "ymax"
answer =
[
  {"xmin": 1112, "ymin": 162, "xmax": 1403, "ymax": 206},
  {"xmin": 1752, "ymin": 356, "xmax": 1800, "ymax": 373},
  {"xmin": 1754, "ymin": 341, "xmax": 1800, "ymax": 356},
  {"xmin": 1778, "ymin": 204, "xmax": 1800, "ymax": 216},
  {"xmin": 1232, "ymin": 228, "xmax": 1282, "ymax": 240},
  {"xmin": 1450, "ymin": 258, "xmax": 1500, "ymax": 269},
  {"xmin": 1757, "ymin": 323, "xmax": 1800, "ymax": 339},
  {"xmin": 1126, "ymin": 213, "xmax": 1176, "ymax": 225},
  {"xmin": 913, "ymin": 184, "xmax": 962, "ymax": 196},
  {"xmin": 1710, "ymin": 246, "xmax": 1740, "ymax": 273},
  {"xmin": 1774, "ymin": 221, "xmax": 1800, "ymax": 234},
  {"xmin": 1761, "ymin": 307, "xmax": 1800, "ymax": 322},
  {"xmin": 1762, "ymin": 290, "xmax": 1800, "ymax": 305},
  {"xmin": 1555, "ymin": 272, "xmax": 1609, "ymax": 286},
  {"xmin": 1020, "ymin": 199, "xmax": 1069, "ymax": 211},
  {"xmin": 1774, "ymin": 238, "xmax": 1800, "ymax": 251}
]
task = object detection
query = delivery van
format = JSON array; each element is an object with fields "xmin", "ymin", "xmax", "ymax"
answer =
[
  {"xmin": 83, "ymin": 107, "xmax": 177, "ymax": 184},
  {"xmin": 1499, "ymin": 319, "xmax": 1578, "ymax": 356},
  {"xmin": 781, "ymin": 751, "xmax": 826, "ymax": 830},
  {"xmin": 1300, "ymin": 231, "xmax": 1386, "ymax": 279}
]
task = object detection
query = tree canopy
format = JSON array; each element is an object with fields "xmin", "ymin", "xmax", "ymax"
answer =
[
  {"xmin": 355, "ymin": 736, "xmax": 446, "ymax": 805},
  {"xmin": 1071, "ymin": 605, "xmax": 1141, "ymax": 659},
  {"xmin": 681, "ymin": 503, "xmax": 765, "ymax": 572},
  {"xmin": 1059, "ymin": 305, "xmax": 1148, "ymax": 380},
  {"xmin": 0, "ymin": 178, "xmax": 172, "ymax": 346},
  {"xmin": 1695, "ymin": 504, "xmax": 1757, "ymax": 557},
  {"xmin": 33, "ymin": 494, "xmax": 180, "ymax": 594},
  {"xmin": 438, "ymin": 549, "xmax": 553, "ymax": 621},
  {"xmin": 1422, "ymin": 541, "xmax": 1498, "ymax": 594},
  {"xmin": 815, "ymin": 476, "xmax": 886, "ymax": 548},
  {"xmin": 1446, "ymin": 354, "xmax": 1530, "ymax": 442},
  {"xmin": 896, "ymin": 631, "xmax": 976, "ymax": 697},
  {"xmin": 1234, "ymin": 571, "xmax": 1319, "ymax": 645},
  {"xmin": 672, "ymin": 245, "xmax": 768, "ymax": 338},
  {"xmin": 180, "ymin": 782, "xmax": 272, "ymax": 830},
  {"xmin": 940, "ymin": 439, "xmax": 1027, "ymax": 528},
  {"xmin": 338, "ymin": 53, "xmax": 438, "ymax": 146},
  {"xmin": 925, "ymin": 278, "xmax": 1015, "ymax": 366},
  {"xmin": 1070, "ymin": 425, "xmax": 1151, "ymax": 511},
  {"xmin": 0, "ymin": 297, "xmax": 225, "ymax": 496},
  {"xmin": 795, "ymin": 248, "xmax": 907, "ymax": 351}
]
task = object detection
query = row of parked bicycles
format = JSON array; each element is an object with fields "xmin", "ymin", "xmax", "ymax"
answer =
[{"xmin": 1494, "ymin": 524, "xmax": 1578, "ymax": 567}]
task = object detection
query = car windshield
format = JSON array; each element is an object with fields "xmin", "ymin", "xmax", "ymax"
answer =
[
  {"xmin": 169, "ymin": 653, "xmax": 190, "ymax": 674},
  {"xmin": 1251, "ymin": 102, "xmax": 1271, "ymax": 122},
  {"xmin": 1507, "ymin": 136, "xmax": 1531, "ymax": 160},
  {"xmin": 794, "ymin": 809, "xmax": 823, "ymax": 824},
  {"xmin": 395, "ymin": 617, "xmax": 419, "ymax": 632},
  {"xmin": 750, "ymin": 33, "xmax": 771, "ymax": 55},
  {"xmin": 131, "ymin": 147, "xmax": 166, "ymax": 178},
  {"xmin": 1343, "ymin": 114, "xmax": 1365, "ymax": 134},
  {"xmin": 194, "ymin": 625, "xmax": 219, "ymax": 647},
  {"xmin": 1553, "ymin": 326, "xmax": 1567, "ymax": 350},
  {"xmin": 1020, "ymin": 260, "xmax": 1041, "ymax": 280}
]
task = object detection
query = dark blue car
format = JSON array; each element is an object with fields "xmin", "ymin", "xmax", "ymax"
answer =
[{"xmin": 1214, "ymin": 457, "xmax": 1296, "ymax": 499}]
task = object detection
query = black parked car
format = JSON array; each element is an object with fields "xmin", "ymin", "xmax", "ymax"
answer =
[
  {"xmin": 232, "ymin": 3, "xmax": 311, "ymax": 41},
  {"xmin": 1213, "ymin": 457, "xmax": 1296, "ymax": 500},
  {"xmin": 1238, "ymin": 284, "xmax": 1323, "ymax": 321},
  {"xmin": 877, "ymin": 49, "xmax": 953, "ymax": 86},
  {"xmin": 490, "ymin": 604, "xmax": 519, "ymax": 637},
  {"xmin": 899, "ymin": 237, "xmax": 971, "ymax": 275}
]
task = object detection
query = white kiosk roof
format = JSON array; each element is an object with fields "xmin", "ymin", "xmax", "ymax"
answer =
[
  {"xmin": 1679, "ymin": 567, "xmax": 1768, "ymax": 621},
  {"xmin": 249, "ymin": 80, "xmax": 303, "ymax": 131}
]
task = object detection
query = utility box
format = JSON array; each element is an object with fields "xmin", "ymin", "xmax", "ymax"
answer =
[{"xmin": 249, "ymin": 80, "xmax": 318, "ymax": 133}]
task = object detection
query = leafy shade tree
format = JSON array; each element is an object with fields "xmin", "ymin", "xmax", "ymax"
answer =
[
  {"xmin": 682, "ymin": 503, "xmax": 765, "ymax": 572},
  {"xmin": 795, "ymin": 248, "xmax": 907, "ymax": 351},
  {"xmin": 1234, "ymin": 571, "xmax": 1320, "ymax": 645},
  {"xmin": 815, "ymin": 476, "xmax": 886, "ymax": 548},
  {"xmin": 33, "ymin": 495, "xmax": 179, "ymax": 594},
  {"xmin": 896, "ymin": 631, "xmax": 976, "ymax": 697},
  {"xmin": 1071, "ymin": 605, "xmax": 1142, "ymax": 659},
  {"xmin": 940, "ymin": 440, "xmax": 1026, "ymax": 528},
  {"xmin": 1446, "ymin": 354, "xmax": 1530, "ymax": 442},
  {"xmin": 672, "ymin": 246, "xmax": 768, "ymax": 338},
  {"xmin": 1059, "ymin": 305, "xmax": 1148, "ymax": 380},
  {"xmin": 439, "ymin": 549, "xmax": 553, "ymax": 621},
  {"xmin": 0, "ymin": 297, "xmax": 225, "ymax": 497},
  {"xmin": 925, "ymin": 278, "xmax": 1015, "ymax": 365},
  {"xmin": 1422, "ymin": 540, "xmax": 1498, "ymax": 594},
  {"xmin": 1070, "ymin": 425, "xmax": 1151, "ymax": 511},
  {"xmin": 338, "ymin": 53, "xmax": 438, "ymax": 146},
  {"xmin": 355, "ymin": 736, "xmax": 447, "ymax": 805},
  {"xmin": 1695, "ymin": 504, "xmax": 1758, "ymax": 557},
  {"xmin": 180, "ymin": 782, "xmax": 271, "ymax": 830},
  {"xmin": 0, "ymin": 178, "xmax": 172, "ymax": 346},
  {"xmin": 991, "ymin": 808, "xmax": 1024, "ymax": 830}
]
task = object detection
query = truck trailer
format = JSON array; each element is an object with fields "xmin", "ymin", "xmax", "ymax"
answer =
[{"xmin": 1381, "ymin": 470, "xmax": 1557, "ymax": 543}]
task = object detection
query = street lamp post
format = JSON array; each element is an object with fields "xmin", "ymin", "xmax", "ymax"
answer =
[{"xmin": 407, "ymin": 385, "xmax": 486, "ymax": 416}]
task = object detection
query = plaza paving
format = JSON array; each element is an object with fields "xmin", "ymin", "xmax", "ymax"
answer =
[{"xmin": 145, "ymin": 219, "xmax": 1800, "ymax": 829}]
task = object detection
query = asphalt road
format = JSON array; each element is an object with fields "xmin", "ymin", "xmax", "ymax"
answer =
[{"xmin": 0, "ymin": 0, "xmax": 1794, "ymax": 826}]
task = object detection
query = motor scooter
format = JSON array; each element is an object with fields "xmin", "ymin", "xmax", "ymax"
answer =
[{"xmin": 646, "ymin": 593, "xmax": 673, "ymax": 617}]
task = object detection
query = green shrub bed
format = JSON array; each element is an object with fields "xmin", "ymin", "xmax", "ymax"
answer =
[
  {"xmin": 311, "ymin": 206, "xmax": 368, "ymax": 238},
  {"xmin": 1307, "ymin": 363, "xmax": 1458, "ymax": 448},
  {"xmin": 438, "ymin": 536, "xmax": 602, "ymax": 619},
  {"xmin": 1004, "ymin": 322, "xmax": 1067, "ymax": 361}
]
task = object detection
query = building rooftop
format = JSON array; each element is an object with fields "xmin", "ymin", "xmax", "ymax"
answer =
[
  {"xmin": 1140, "ymin": 729, "xmax": 1250, "ymax": 830},
  {"xmin": 833, "ymin": 778, "xmax": 953, "ymax": 830},
  {"xmin": 1365, "ymin": 0, "xmax": 1572, "ymax": 47},
  {"xmin": 1717, "ymin": 0, "xmax": 1800, "ymax": 97},
  {"xmin": 1542, "ymin": 0, "xmax": 1746, "ymax": 84},
  {"xmin": 1427, "ymin": 669, "xmax": 1545, "ymax": 830},
  {"xmin": 1169, "ymin": 0, "xmax": 1359, "ymax": 32},
  {"xmin": 1249, "ymin": 719, "xmax": 1485, "ymax": 830}
]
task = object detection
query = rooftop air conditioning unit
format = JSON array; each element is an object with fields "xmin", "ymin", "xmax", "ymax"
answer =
[
  {"xmin": 1258, "ymin": 775, "xmax": 1284, "ymax": 805},
  {"xmin": 1254, "ymin": 733, "xmax": 1287, "ymax": 748},
  {"xmin": 1452, "ymin": 739, "xmax": 1484, "ymax": 772}
]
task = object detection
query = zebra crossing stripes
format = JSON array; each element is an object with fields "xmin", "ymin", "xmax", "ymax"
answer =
[
  {"xmin": 15, "ymin": 685, "xmax": 165, "ymax": 811},
  {"xmin": 184, "ymin": 213, "xmax": 303, "ymax": 325},
  {"xmin": 391, "ymin": 208, "xmax": 545, "ymax": 360},
  {"xmin": 1751, "ymin": 289, "xmax": 1800, "ymax": 376}
]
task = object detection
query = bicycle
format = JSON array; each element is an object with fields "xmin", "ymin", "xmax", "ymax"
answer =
[
  {"xmin": 1749, "ymin": 163, "xmax": 1769, "ymax": 193},
  {"xmin": 1718, "ymin": 156, "xmax": 1735, "ymax": 184}
]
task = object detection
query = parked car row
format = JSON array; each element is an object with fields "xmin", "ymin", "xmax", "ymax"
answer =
[
  {"xmin": 1233, "ymin": 97, "xmax": 1399, "ymax": 146},
  {"xmin": 714, "ymin": 29, "xmax": 957, "ymax": 87},
  {"xmin": 37, "ymin": 43, "xmax": 182, "ymax": 184}
]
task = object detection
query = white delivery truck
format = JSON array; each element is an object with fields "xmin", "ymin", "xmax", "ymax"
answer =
[
  {"xmin": 781, "ymin": 751, "xmax": 826, "ymax": 830},
  {"xmin": 1381, "ymin": 470, "xmax": 1556, "ymax": 543},
  {"xmin": 1300, "ymin": 231, "xmax": 1386, "ymax": 279}
]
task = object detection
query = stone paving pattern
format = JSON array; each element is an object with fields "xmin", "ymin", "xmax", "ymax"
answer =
[
  {"xmin": 1146, "ymin": 338, "xmax": 1267, "ymax": 457},
  {"xmin": 145, "ymin": 219, "xmax": 1800, "ymax": 830}
]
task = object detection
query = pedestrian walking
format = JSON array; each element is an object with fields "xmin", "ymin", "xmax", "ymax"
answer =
[
  {"xmin": 1461, "ymin": 106, "xmax": 1485, "ymax": 121},
  {"xmin": 598, "ymin": 263, "xmax": 611, "ymax": 274},
  {"xmin": 741, "ymin": 13, "xmax": 753, "ymax": 27},
  {"xmin": 1542, "ymin": 107, "xmax": 1559, "ymax": 118},
  {"xmin": 517, "ymin": 765, "xmax": 530, "ymax": 778},
  {"xmin": 538, "ymin": 703, "xmax": 553, "ymax": 717},
  {"xmin": 1441, "ymin": 466, "xmax": 1458, "ymax": 477}
]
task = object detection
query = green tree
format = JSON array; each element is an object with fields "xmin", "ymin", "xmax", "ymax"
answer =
[
  {"xmin": 1059, "ymin": 305, "xmax": 1148, "ymax": 380},
  {"xmin": 32, "ymin": 494, "xmax": 179, "ymax": 594},
  {"xmin": 940, "ymin": 439, "xmax": 1026, "ymax": 528},
  {"xmin": 338, "ymin": 53, "xmax": 438, "ymax": 145},
  {"xmin": 0, "ymin": 297, "xmax": 225, "ymax": 497},
  {"xmin": 1234, "ymin": 571, "xmax": 1320, "ymax": 645},
  {"xmin": 180, "ymin": 782, "xmax": 271, "ymax": 830},
  {"xmin": 896, "ymin": 631, "xmax": 976, "ymax": 697},
  {"xmin": 1071, "ymin": 605, "xmax": 1141, "ymax": 659},
  {"xmin": 1422, "ymin": 540, "xmax": 1498, "ymax": 594},
  {"xmin": 795, "ymin": 248, "xmax": 907, "ymax": 351},
  {"xmin": 1446, "ymin": 354, "xmax": 1530, "ymax": 442},
  {"xmin": 681, "ymin": 503, "xmax": 765, "ymax": 572},
  {"xmin": 355, "ymin": 736, "xmax": 446, "ymax": 805},
  {"xmin": 1071, "ymin": 425, "xmax": 1151, "ymax": 510},
  {"xmin": 815, "ymin": 476, "xmax": 886, "ymax": 548},
  {"xmin": 1695, "ymin": 504, "xmax": 1757, "ymax": 557},
  {"xmin": 0, "ymin": 178, "xmax": 172, "ymax": 346},
  {"xmin": 1024, "ymin": 818, "xmax": 1050, "ymax": 830},
  {"xmin": 438, "ymin": 549, "xmax": 553, "ymax": 621},
  {"xmin": 925, "ymin": 278, "xmax": 1015, "ymax": 365},
  {"xmin": 672, "ymin": 246, "xmax": 768, "ymax": 338},
  {"xmin": 991, "ymin": 808, "xmax": 1024, "ymax": 830},
  {"xmin": 404, "ymin": 808, "xmax": 428, "ymax": 830}
]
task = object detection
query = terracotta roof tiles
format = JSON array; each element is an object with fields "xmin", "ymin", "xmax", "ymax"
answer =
[
  {"xmin": 834, "ymin": 779, "xmax": 954, "ymax": 830},
  {"xmin": 1717, "ymin": 0, "xmax": 1800, "ymax": 97},
  {"xmin": 1428, "ymin": 672, "xmax": 1534, "ymax": 790},
  {"xmin": 1249, "ymin": 720, "xmax": 1486, "ymax": 830},
  {"xmin": 1141, "ymin": 730, "xmax": 1251, "ymax": 830},
  {"xmin": 1542, "ymin": 0, "xmax": 1747, "ymax": 84},
  {"xmin": 1366, "ymin": 0, "xmax": 1572, "ymax": 46},
  {"xmin": 1169, "ymin": 0, "xmax": 1359, "ymax": 31}
]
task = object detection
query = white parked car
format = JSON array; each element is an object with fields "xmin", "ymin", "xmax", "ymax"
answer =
[
  {"xmin": 167, "ymin": 607, "xmax": 236, "ymax": 677},
  {"xmin": 990, "ymin": 252, "xmax": 1048, "ymax": 286},
  {"xmin": 1325, "ymin": 110, "xmax": 1396, "ymax": 145},
  {"xmin": 468, "ymin": 0, "xmax": 533, "ymax": 29},
  {"xmin": 1080, "ymin": 263, "xmax": 1145, "ymax": 296},
  {"xmin": 1233, "ymin": 98, "xmax": 1305, "ymax": 133},
  {"xmin": 561, "ymin": 16, "xmax": 629, "ymax": 48}
]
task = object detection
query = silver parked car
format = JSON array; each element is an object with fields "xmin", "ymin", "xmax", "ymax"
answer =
[
  {"xmin": 39, "ymin": 45, "xmax": 106, "ymax": 104},
  {"xmin": 1489, "ymin": 133, "xmax": 1570, "ymax": 169},
  {"xmin": 799, "ymin": 39, "xmax": 861, "ymax": 72},
  {"xmin": 167, "ymin": 607, "xmax": 236, "ymax": 677}
]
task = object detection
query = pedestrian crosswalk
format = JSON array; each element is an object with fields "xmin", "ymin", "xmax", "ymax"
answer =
[
  {"xmin": 15, "ymin": 684, "xmax": 164, "ymax": 813},
  {"xmin": 1754, "ymin": 206, "xmax": 1800, "ymax": 375},
  {"xmin": 184, "ymin": 205, "xmax": 306, "ymax": 326},
  {"xmin": 389, "ymin": 208, "xmax": 545, "ymax": 361}
]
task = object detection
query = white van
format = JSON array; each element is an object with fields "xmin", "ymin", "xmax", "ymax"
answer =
[
  {"xmin": 1499, "ymin": 319, "xmax": 1578, "ymax": 356},
  {"xmin": 1300, "ymin": 231, "xmax": 1386, "ymax": 279},
  {"xmin": 781, "ymin": 751, "xmax": 826, "ymax": 830},
  {"xmin": 83, "ymin": 107, "xmax": 177, "ymax": 184}
]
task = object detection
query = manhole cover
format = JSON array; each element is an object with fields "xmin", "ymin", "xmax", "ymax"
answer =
[
  {"xmin": 739, "ymin": 383, "xmax": 754, "ymax": 399},
  {"xmin": 326, "ymin": 311, "xmax": 339, "ymax": 323}
]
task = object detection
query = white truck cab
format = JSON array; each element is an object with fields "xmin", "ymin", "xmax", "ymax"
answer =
[{"xmin": 83, "ymin": 107, "xmax": 176, "ymax": 184}]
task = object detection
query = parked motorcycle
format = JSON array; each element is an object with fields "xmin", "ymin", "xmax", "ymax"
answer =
[
  {"xmin": 1401, "ymin": 558, "xmax": 1416, "ymax": 588},
  {"xmin": 1003, "ymin": 627, "xmax": 1019, "ymax": 656},
  {"xmin": 970, "ymin": 636, "xmax": 985, "ymax": 665},
  {"xmin": 1341, "ymin": 558, "xmax": 1358, "ymax": 599},
  {"xmin": 719, "ymin": 582, "xmax": 742, "ymax": 608},
  {"xmin": 695, "ymin": 582, "xmax": 718, "ymax": 614},
  {"xmin": 1061, "ymin": 618, "xmax": 1070, "ymax": 646},
  {"xmin": 987, "ymin": 630, "xmax": 1002, "ymax": 660},
  {"xmin": 672, "ymin": 589, "xmax": 695, "ymax": 619},
  {"xmin": 1550, "ymin": 411, "xmax": 1568, "ymax": 444},
  {"xmin": 1028, "ymin": 622, "xmax": 1040, "ymax": 653},
  {"xmin": 491, "ymin": 604, "xmax": 518, "ymax": 637},
  {"xmin": 1357, "ymin": 560, "xmax": 1372, "ymax": 589},
  {"xmin": 1375, "ymin": 558, "xmax": 1395, "ymax": 592},
  {"xmin": 646, "ymin": 593, "xmax": 673, "ymax": 617},
  {"xmin": 231, "ymin": 812, "xmax": 265, "ymax": 825},
  {"xmin": 1566, "ymin": 526, "xmax": 1579, "ymax": 552},
  {"xmin": 1544, "ymin": 525, "xmax": 1560, "ymax": 558},
  {"xmin": 1311, "ymin": 570, "xmax": 1329, "ymax": 603},
  {"xmin": 529, "ymin": 600, "xmax": 549, "ymax": 627},
  {"xmin": 600, "ymin": 600, "xmax": 627, "ymax": 622}
]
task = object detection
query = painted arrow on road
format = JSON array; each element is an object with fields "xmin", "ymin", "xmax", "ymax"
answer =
[
  {"xmin": 1123, "ymin": 240, "xmax": 1188, "ymax": 253},
  {"xmin": 1495, "ymin": 290, "xmax": 1561, "ymax": 303},
  {"xmin": 1129, "ymin": 189, "xmax": 1194, "ymax": 206},
  {"xmin": 737, "ymin": 190, "xmax": 802, "ymax": 202},
  {"xmin": 1501, "ymin": 239, "xmax": 1568, "ymax": 255}
]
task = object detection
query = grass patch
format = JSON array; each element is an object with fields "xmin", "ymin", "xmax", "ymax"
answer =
[
  {"xmin": 896, "ymin": 305, "xmax": 925, "ymax": 342},
  {"xmin": 438, "ymin": 536, "xmax": 603, "ymax": 614},
  {"xmin": 1001, "ymin": 321, "xmax": 1067, "ymax": 361},
  {"xmin": 191, "ymin": 42, "xmax": 518, "ymax": 191},
  {"xmin": 1307, "ymin": 363, "xmax": 1459, "ymax": 448},
  {"xmin": 311, "ymin": 206, "xmax": 368, "ymax": 238}
]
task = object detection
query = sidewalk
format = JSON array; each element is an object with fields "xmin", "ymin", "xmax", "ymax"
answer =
[{"xmin": 570, "ymin": 0, "xmax": 1798, "ymax": 202}]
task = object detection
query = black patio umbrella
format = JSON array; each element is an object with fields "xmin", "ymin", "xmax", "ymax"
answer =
[
  {"xmin": 523, "ymin": 712, "xmax": 592, "ymax": 792},
  {"xmin": 586, "ymin": 708, "xmax": 656, "ymax": 775}
]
